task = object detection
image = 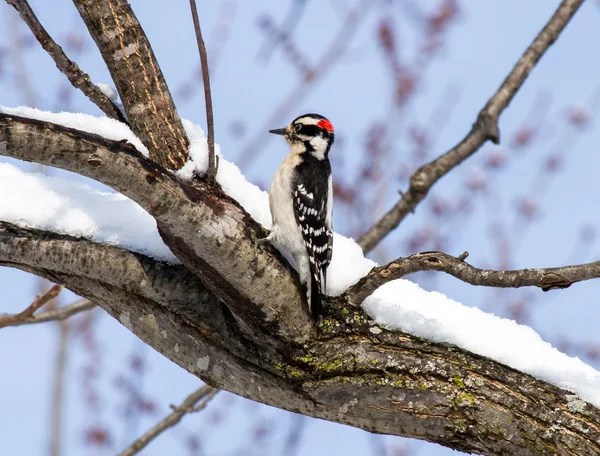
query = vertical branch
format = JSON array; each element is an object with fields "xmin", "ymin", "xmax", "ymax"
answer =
[
  {"xmin": 50, "ymin": 314, "xmax": 69, "ymax": 456},
  {"xmin": 189, "ymin": 0, "xmax": 216, "ymax": 183},
  {"xmin": 32, "ymin": 282, "xmax": 69, "ymax": 456},
  {"xmin": 71, "ymin": 0, "xmax": 189, "ymax": 169}
]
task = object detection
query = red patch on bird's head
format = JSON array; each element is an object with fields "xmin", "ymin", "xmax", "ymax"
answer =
[{"xmin": 317, "ymin": 119, "xmax": 334, "ymax": 133}]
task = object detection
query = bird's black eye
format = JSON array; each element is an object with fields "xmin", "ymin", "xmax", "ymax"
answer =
[{"xmin": 294, "ymin": 123, "xmax": 302, "ymax": 133}]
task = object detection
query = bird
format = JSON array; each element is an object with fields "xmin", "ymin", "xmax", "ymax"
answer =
[{"xmin": 265, "ymin": 113, "xmax": 334, "ymax": 321}]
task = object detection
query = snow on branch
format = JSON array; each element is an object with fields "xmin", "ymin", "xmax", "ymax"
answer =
[
  {"xmin": 0, "ymin": 108, "xmax": 316, "ymax": 336},
  {"xmin": 2, "ymin": 107, "xmax": 600, "ymax": 453},
  {"xmin": 358, "ymin": 0, "xmax": 585, "ymax": 253},
  {"xmin": 2, "ymin": 106, "xmax": 600, "ymax": 412}
]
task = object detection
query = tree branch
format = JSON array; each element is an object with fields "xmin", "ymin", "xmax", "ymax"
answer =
[
  {"xmin": 71, "ymin": 0, "xmax": 189, "ymax": 169},
  {"xmin": 119, "ymin": 385, "xmax": 218, "ymax": 456},
  {"xmin": 344, "ymin": 251, "xmax": 600, "ymax": 307},
  {"xmin": 189, "ymin": 0, "xmax": 216, "ymax": 183},
  {"xmin": 5, "ymin": 0, "xmax": 128, "ymax": 123},
  {"xmin": 357, "ymin": 0, "xmax": 585, "ymax": 253},
  {"xmin": 0, "ymin": 283, "xmax": 63, "ymax": 328},
  {"xmin": 0, "ymin": 298, "xmax": 95, "ymax": 327},
  {"xmin": 0, "ymin": 219, "xmax": 599, "ymax": 454}
]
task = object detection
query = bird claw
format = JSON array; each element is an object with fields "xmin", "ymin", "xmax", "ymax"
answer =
[{"xmin": 252, "ymin": 231, "xmax": 273, "ymax": 268}]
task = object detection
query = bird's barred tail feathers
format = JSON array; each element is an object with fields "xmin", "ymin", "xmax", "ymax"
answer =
[{"xmin": 309, "ymin": 270, "xmax": 322, "ymax": 322}]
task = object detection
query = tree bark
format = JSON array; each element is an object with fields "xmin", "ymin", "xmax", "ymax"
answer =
[{"xmin": 71, "ymin": 0, "xmax": 189, "ymax": 169}]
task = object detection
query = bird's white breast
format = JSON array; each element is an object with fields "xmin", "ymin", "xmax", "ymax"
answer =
[{"xmin": 269, "ymin": 154, "xmax": 306, "ymax": 258}]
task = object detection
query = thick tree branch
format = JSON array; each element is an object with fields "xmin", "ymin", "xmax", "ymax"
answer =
[
  {"xmin": 6, "ymin": 0, "xmax": 128, "ymax": 123},
  {"xmin": 344, "ymin": 251, "xmax": 600, "ymax": 307},
  {"xmin": 0, "ymin": 221, "xmax": 298, "ymax": 382},
  {"xmin": 119, "ymin": 385, "xmax": 218, "ymax": 456},
  {"xmin": 0, "ymin": 218, "xmax": 599, "ymax": 454},
  {"xmin": 358, "ymin": 0, "xmax": 584, "ymax": 253},
  {"xmin": 71, "ymin": 0, "xmax": 189, "ymax": 169},
  {"xmin": 0, "ymin": 283, "xmax": 63, "ymax": 328},
  {"xmin": 189, "ymin": 0, "xmax": 216, "ymax": 183}
]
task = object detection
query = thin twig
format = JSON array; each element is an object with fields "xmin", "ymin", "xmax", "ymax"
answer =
[
  {"xmin": 72, "ymin": 0, "xmax": 189, "ymax": 168},
  {"xmin": 190, "ymin": 0, "xmax": 217, "ymax": 183},
  {"xmin": 6, "ymin": 0, "xmax": 128, "ymax": 123},
  {"xmin": 1, "ymin": 299, "xmax": 96, "ymax": 327},
  {"xmin": 357, "ymin": 0, "xmax": 585, "ymax": 253},
  {"xmin": 119, "ymin": 385, "xmax": 218, "ymax": 456},
  {"xmin": 0, "ymin": 298, "xmax": 94, "ymax": 328},
  {"xmin": 345, "ymin": 251, "xmax": 600, "ymax": 307},
  {"xmin": 0, "ymin": 283, "xmax": 63, "ymax": 328}
]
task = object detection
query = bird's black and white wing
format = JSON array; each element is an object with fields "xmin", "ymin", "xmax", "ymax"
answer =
[{"xmin": 292, "ymin": 156, "xmax": 333, "ymax": 319}]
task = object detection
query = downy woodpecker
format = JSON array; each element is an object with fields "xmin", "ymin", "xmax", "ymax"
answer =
[{"xmin": 267, "ymin": 113, "xmax": 334, "ymax": 321}]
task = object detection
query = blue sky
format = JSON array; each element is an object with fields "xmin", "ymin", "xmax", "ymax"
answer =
[{"xmin": 1, "ymin": 1, "xmax": 600, "ymax": 455}]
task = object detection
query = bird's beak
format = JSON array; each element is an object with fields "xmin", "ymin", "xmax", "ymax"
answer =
[{"xmin": 269, "ymin": 127, "xmax": 288, "ymax": 136}]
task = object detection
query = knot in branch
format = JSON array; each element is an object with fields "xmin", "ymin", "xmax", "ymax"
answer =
[
  {"xmin": 476, "ymin": 111, "xmax": 500, "ymax": 144},
  {"xmin": 409, "ymin": 168, "xmax": 431, "ymax": 195},
  {"xmin": 540, "ymin": 272, "xmax": 572, "ymax": 291}
]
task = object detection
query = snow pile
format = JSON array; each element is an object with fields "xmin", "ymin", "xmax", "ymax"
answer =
[
  {"xmin": 0, "ymin": 162, "xmax": 177, "ymax": 262},
  {"xmin": 177, "ymin": 119, "xmax": 272, "ymax": 229},
  {"xmin": 1, "ymin": 106, "xmax": 599, "ymax": 409},
  {"xmin": 363, "ymin": 280, "xmax": 600, "ymax": 407}
]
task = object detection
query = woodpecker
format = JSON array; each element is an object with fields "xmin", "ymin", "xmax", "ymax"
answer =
[{"xmin": 266, "ymin": 113, "xmax": 334, "ymax": 321}]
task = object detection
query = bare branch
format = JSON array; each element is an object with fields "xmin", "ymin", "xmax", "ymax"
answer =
[
  {"xmin": 358, "ymin": 0, "xmax": 585, "ymax": 253},
  {"xmin": 6, "ymin": 0, "xmax": 128, "ymax": 123},
  {"xmin": 119, "ymin": 386, "xmax": 218, "ymax": 456},
  {"xmin": 0, "ymin": 283, "xmax": 63, "ymax": 328},
  {"xmin": 189, "ymin": 0, "xmax": 216, "ymax": 183},
  {"xmin": 345, "ymin": 251, "xmax": 600, "ymax": 307},
  {"xmin": 0, "ymin": 222, "xmax": 217, "ymax": 319},
  {"xmin": 71, "ymin": 0, "xmax": 189, "ymax": 169},
  {"xmin": 0, "ymin": 299, "xmax": 95, "ymax": 327},
  {"xmin": 1, "ymin": 221, "xmax": 599, "ymax": 454}
]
